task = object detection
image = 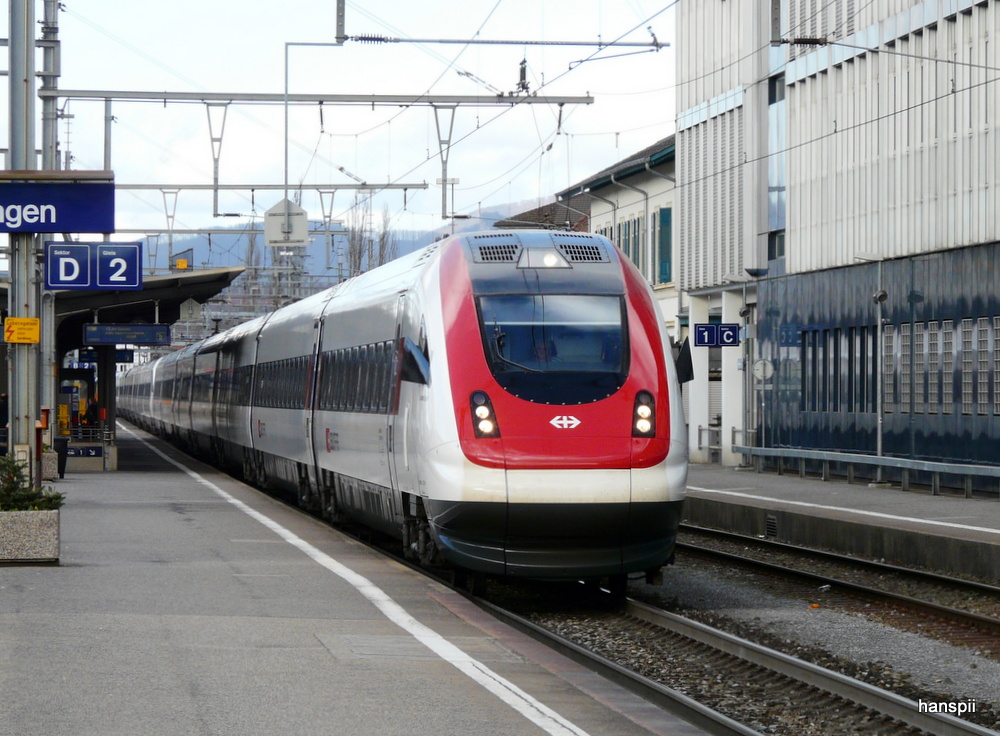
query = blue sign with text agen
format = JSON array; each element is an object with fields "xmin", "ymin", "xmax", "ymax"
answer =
[{"xmin": 0, "ymin": 182, "xmax": 114, "ymax": 233}]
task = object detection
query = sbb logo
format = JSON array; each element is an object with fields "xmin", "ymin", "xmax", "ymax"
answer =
[{"xmin": 549, "ymin": 415, "xmax": 581, "ymax": 429}]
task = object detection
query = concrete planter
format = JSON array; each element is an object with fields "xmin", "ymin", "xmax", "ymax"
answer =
[
  {"xmin": 0, "ymin": 510, "xmax": 60, "ymax": 562},
  {"xmin": 42, "ymin": 451, "xmax": 58, "ymax": 481}
]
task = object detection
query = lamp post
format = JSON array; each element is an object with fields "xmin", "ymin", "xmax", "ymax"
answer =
[
  {"xmin": 744, "ymin": 268, "xmax": 769, "ymax": 451},
  {"xmin": 856, "ymin": 253, "xmax": 886, "ymax": 482}
]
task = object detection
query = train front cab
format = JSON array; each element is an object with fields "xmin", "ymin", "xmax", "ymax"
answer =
[{"xmin": 426, "ymin": 231, "xmax": 687, "ymax": 581}]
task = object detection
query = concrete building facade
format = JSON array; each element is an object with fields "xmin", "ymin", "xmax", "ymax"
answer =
[{"xmin": 677, "ymin": 0, "xmax": 1000, "ymax": 471}]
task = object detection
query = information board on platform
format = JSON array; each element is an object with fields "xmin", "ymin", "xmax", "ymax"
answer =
[{"xmin": 84, "ymin": 323, "xmax": 170, "ymax": 346}]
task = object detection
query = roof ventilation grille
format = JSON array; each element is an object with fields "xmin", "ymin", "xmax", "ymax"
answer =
[
  {"xmin": 553, "ymin": 236, "xmax": 609, "ymax": 263},
  {"xmin": 473, "ymin": 242, "xmax": 522, "ymax": 263}
]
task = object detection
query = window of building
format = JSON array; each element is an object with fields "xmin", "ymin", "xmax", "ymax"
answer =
[
  {"xmin": 768, "ymin": 230, "xmax": 785, "ymax": 261},
  {"xmin": 962, "ymin": 319, "xmax": 974, "ymax": 415},
  {"xmin": 899, "ymin": 323, "xmax": 912, "ymax": 412},
  {"xmin": 657, "ymin": 208, "xmax": 672, "ymax": 283},
  {"xmin": 942, "ymin": 320, "xmax": 954, "ymax": 415},
  {"xmin": 914, "ymin": 322, "xmax": 925, "ymax": 413},
  {"xmin": 883, "ymin": 324, "xmax": 895, "ymax": 414},
  {"xmin": 978, "ymin": 317, "xmax": 991, "ymax": 415},
  {"xmin": 928, "ymin": 321, "xmax": 940, "ymax": 413},
  {"xmin": 768, "ymin": 73, "xmax": 786, "ymax": 104}
]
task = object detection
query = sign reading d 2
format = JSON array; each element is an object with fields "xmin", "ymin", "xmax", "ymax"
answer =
[{"xmin": 44, "ymin": 241, "xmax": 143, "ymax": 291}]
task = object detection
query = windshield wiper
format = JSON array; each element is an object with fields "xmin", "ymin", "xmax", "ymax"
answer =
[{"xmin": 491, "ymin": 320, "xmax": 541, "ymax": 373}]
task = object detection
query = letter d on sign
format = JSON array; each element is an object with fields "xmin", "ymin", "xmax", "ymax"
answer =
[{"xmin": 59, "ymin": 257, "xmax": 80, "ymax": 281}]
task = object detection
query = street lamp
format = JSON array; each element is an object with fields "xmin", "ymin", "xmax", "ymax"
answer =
[{"xmin": 855, "ymin": 252, "xmax": 886, "ymax": 483}]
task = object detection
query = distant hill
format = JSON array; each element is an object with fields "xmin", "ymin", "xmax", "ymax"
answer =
[{"xmin": 160, "ymin": 199, "xmax": 540, "ymax": 275}]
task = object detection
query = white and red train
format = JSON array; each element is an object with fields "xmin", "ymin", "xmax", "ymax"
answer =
[{"xmin": 118, "ymin": 230, "xmax": 688, "ymax": 590}]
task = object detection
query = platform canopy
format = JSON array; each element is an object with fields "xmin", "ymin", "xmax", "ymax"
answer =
[{"xmin": 0, "ymin": 266, "xmax": 245, "ymax": 353}]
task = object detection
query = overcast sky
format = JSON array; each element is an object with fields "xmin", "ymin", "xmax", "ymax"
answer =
[{"xmin": 7, "ymin": 1, "xmax": 677, "ymax": 238}]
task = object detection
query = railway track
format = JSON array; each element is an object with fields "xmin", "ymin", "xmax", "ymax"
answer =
[
  {"xmin": 675, "ymin": 525, "xmax": 1000, "ymax": 657},
  {"xmin": 482, "ymin": 590, "xmax": 998, "ymax": 736}
]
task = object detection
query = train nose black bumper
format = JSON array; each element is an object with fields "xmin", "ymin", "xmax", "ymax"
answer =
[{"xmin": 427, "ymin": 499, "xmax": 683, "ymax": 579}]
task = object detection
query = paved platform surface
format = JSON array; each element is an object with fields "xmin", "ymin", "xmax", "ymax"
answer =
[
  {"xmin": 0, "ymin": 425, "xmax": 708, "ymax": 736},
  {"xmin": 685, "ymin": 462, "xmax": 1000, "ymax": 581}
]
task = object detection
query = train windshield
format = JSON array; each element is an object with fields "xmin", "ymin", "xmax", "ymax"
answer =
[{"xmin": 477, "ymin": 294, "xmax": 628, "ymax": 403}]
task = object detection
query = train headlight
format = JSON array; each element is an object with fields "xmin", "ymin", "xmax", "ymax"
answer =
[
  {"xmin": 517, "ymin": 247, "xmax": 570, "ymax": 269},
  {"xmin": 471, "ymin": 391, "xmax": 501, "ymax": 438},
  {"xmin": 632, "ymin": 390, "xmax": 656, "ymax": 438}
]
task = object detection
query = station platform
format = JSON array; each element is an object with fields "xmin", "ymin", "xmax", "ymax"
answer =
[
  {"xmin": 0, "ymin": 425, "xmax": 709, "ymax": 736},
  {"xmin": 684, "ymin": 462, "xmax": 1000, "ymax": 582}
]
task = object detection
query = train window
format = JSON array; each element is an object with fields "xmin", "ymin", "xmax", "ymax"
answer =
[
  {"xmin": 375, "ymin": 344, "xmax": 384, "ymax": 410},
  {"xmin": 348, "ymin": 347, "xmax": 360, "ymax": 411},
  {"xmin": 330, "ymin": 352, "xmax": 339, "ymax": 409},
  {"xmin": 318, "ymin": 352, "xmax": 331, "ymax": 410},
  {"xmin": 282, "ymin": 360, "xmax": 288, "ymax": 407},
  {"xmin": 381, "ymin": 340, "xmax": 392, "ymax": 409},
  {"xmin": 330, "ymin": 349, "xmax": 340, "ymax": 410},
  {"xmin": 291, "ymin": 358, "xmax": 300, "ymax": 408},
  {"xmin": 477, "ymin": 294, "xmax": 629, "ymax": 404},
  {"xmin": 260, "ymin": 364, "xmax": 270, "ymax": 407},
  {"xmin": 335, "ymin": 348, "xmax": 346, "ymax": 410},
  {"xmin": 298, "ymin": 355, "xmax": 309, "ymax": 409},
  {"xmin": 362, "ymin": 346, "xmax": 370, "ymax": 410},
  {"xmin": 362, "ymin": 346, "xmax": 371, "ymax": 410},
  {"xmin": 312, "ymin": 342, "xmax": 399, "ymax": 414}
]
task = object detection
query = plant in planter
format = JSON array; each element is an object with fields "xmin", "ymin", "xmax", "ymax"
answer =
[
  {"xmin": 0, "ymin": 453, "xmax": 65, "ymax": 511},
  {"xmin": 0, "ymin": 453, "xmax": 64, "ymax": 562}
]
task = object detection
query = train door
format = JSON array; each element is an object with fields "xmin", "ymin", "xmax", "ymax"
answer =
[
  {"xmin": 389, "ymin": 292, "xmax": 425, "ymax": 502},
  {"xmin": 305, "ymin": 316, "xmax": 324, "ymax": 492}
]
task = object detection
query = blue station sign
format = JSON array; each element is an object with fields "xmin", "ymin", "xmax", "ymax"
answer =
[
  {"xmin": 694, "ymin": 323, "xmax": 742, "ymax": 347},
  {"xmin": 0, "ymin": 181, "xmax": 114, "ymax": 233},
  {"xmin": 44, "ymin": 241, "xmax": 143, "ymax": 291}
]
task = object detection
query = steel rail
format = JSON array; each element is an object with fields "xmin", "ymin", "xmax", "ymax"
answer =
[
  {"xmin": 677, "ymin": 526, "xmax": 1000, "ymax": 638},
  {"xmin": 472, "ymin": 596, "xmax": 766, "ymax": 736},
  {"xmin": 623, "ymin": 599, "xmax": 996, "ymax": 736}
]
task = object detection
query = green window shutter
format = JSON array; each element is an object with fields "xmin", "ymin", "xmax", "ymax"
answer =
[{"xmin": 658, "ymin": 208, "xmax": 672, "ymax": 283}]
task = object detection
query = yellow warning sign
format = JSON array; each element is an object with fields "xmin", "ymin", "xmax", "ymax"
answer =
[{"xmin": 4, "ymin": 317, "xmax": 41, "ymax": 344}]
